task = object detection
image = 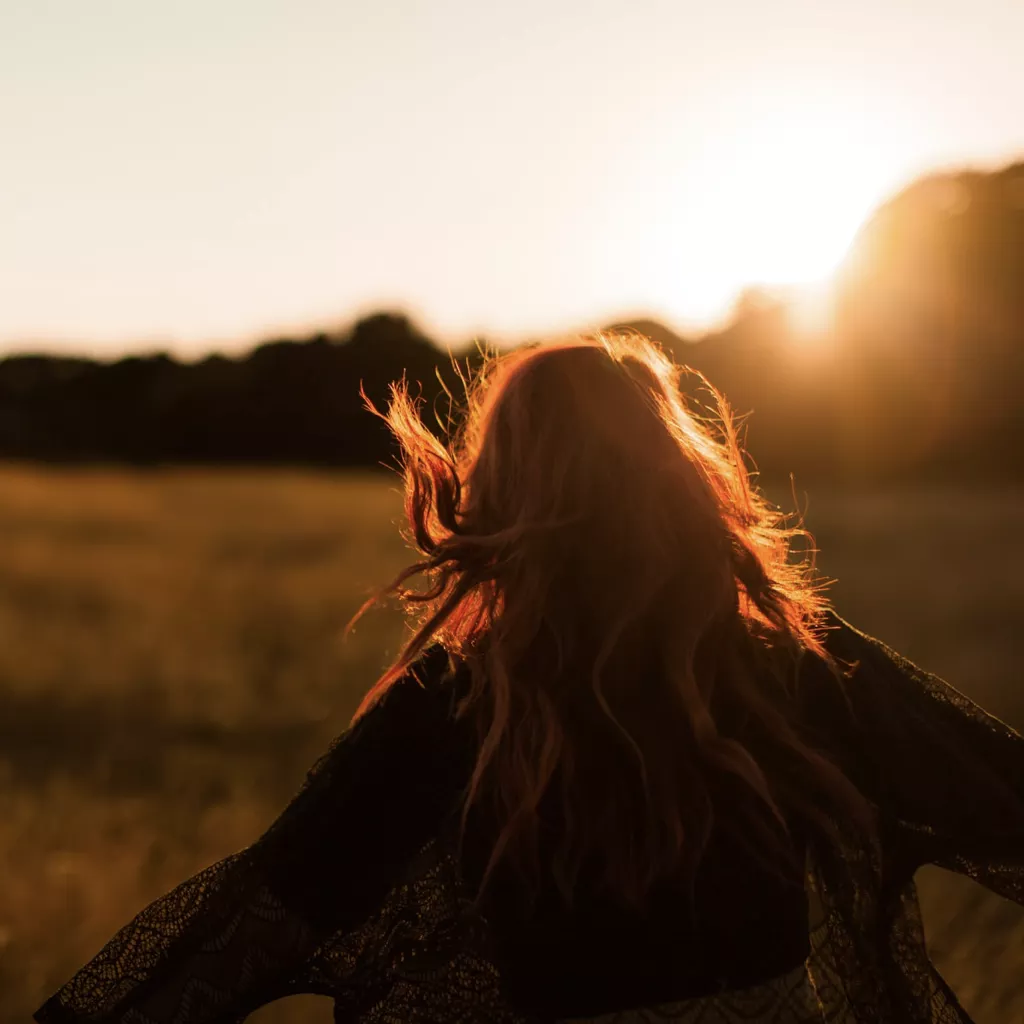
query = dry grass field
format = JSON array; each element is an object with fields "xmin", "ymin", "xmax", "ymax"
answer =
[{"xmin": 0, "ymin": 465, "xmax": 1021, "ymax": 1023}]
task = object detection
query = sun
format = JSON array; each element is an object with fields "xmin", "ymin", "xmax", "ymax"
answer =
[{"xmin": 654, "ymin": 94, "xmax": 898, "ymax": 333}]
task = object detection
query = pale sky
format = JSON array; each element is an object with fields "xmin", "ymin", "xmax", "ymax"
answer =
[{"xmin": 3, "ymin": 0, "xmax": 1023, "ymax": 357}]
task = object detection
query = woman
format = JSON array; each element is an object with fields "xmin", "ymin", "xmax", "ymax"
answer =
[{"xmin": 36, "ymin": 334, "xmax": 1024, "ymax": 1024}]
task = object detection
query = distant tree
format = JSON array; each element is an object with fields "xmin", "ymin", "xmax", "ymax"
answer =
[{"xmin": 1, "ymin": 161, "xmax": 1022, "ymax": 479}]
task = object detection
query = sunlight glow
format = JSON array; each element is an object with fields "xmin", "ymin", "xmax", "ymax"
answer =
[
  {"xmin": 647, "ymin": 94, "xmax": 901, "ymax": 334},
  {"xmin": 786, "ymin": 278, "xmax": 839, "ymax": 346}
]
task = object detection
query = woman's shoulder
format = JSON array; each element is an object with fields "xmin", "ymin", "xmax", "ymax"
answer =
[
  {"xmin": 362, "ymin": 643, "xmax": 469, "ymax": 725},
  {"xmin": 816, "ymin": 611, "xmax": 917, "ymax": 676},
  {"xmin": 790, "ymin": 612, "xmax": 915, "ymax": 771},
  {"xmin": 796, "ymin": 610, "xmax": 921, "ymax": 704},
  {"xmin": 335, "ymin": 644, "xmax": 473, "ymax": 782},
  {"xmin": 806, "ymin": 610, "xmax": 991, "ymax": 722}
]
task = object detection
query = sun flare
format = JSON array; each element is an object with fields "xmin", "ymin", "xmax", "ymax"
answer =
[
  {"xmin": 786, "ymin": 278, "xmax": 839, "ymax": 347},
  {"xmin": 652, "ymin": 95, "xmax": 898, "ymax": 332}
]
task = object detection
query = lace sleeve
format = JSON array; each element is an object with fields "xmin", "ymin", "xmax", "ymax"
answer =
[
  {"xmin": 34, "ymin": 646, "xmax": 463, "ymax": 1024},
  {"xmin": 813, "ymin": 613, "xmax": 1024, "ymax": 905},
  {"xmin": 33, "ymin": 849, "xmax": 318, "ymax": 1024}
]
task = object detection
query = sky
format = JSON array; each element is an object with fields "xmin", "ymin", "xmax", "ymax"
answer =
[{"xmin": 3, "ymin": 0, "xmax": 1024, "ymax": 358}]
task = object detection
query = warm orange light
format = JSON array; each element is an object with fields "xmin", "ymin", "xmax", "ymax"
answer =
[
  {"xmin": 654, "ymin": 93, "xmax": 898, "ymax": 334},
  {"xmin": 786, "ymin": 278, "xmax": 838, "ymax": 347}
]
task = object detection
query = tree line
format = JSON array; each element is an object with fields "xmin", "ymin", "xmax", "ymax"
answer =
[{"xmin": 2, "ymin": 162, "xmax": 1023, "ymax": 482}]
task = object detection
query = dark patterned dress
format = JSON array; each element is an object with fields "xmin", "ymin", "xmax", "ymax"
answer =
[{"xmin": 34, "ymin": 613, "xmax": 1024, "ymax": 1023}]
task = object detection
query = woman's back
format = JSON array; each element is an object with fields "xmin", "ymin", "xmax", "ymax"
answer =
[{"xmin": 408, "ymin": 652, "xmax": 815, "ymax": 1019}]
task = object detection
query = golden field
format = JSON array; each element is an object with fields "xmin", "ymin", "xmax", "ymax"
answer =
[{"xmin": 0, "ymin": 465, "xmax": 1021, "ymax": 1023}]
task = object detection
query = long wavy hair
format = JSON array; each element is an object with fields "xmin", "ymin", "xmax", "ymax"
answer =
[{"xmin": 350, "ymin": 332, "xmax": 877, "ymax": 909}]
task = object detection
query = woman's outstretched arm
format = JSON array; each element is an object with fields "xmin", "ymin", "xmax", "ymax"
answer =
[
  {"xmin": 807, "ymin": 612, "xmax": 1024, "ymax": 902},
  {"xmin": 34, "ymin": 646, "xmax": 463, "ymax": 1024}
]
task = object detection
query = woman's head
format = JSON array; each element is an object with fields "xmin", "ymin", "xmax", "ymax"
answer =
[{"xmin": 353, "ymin": 332, "xmax": 875, "ymax": 907}]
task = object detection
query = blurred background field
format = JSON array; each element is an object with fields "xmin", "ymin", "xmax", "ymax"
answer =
[{"xmin": 0, "ymin": 464, "xmax": 1020, "ymax": 1023}]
